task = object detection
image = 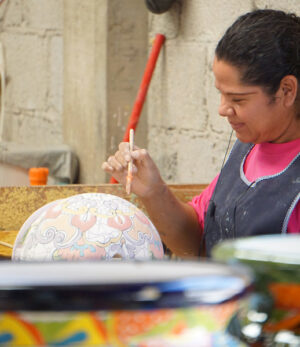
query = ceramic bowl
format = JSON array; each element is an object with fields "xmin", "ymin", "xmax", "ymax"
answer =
[
  {"xmin": 212, "ymin": 234, "xmax": 300, "ymax": 345},
  {"xmin": 0, "ymin": 260, "xmax": 252, "ymax": 346}
]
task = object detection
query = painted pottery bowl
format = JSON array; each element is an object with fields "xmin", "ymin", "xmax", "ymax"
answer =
[
  {"xmin": 12, "ymin": 193, "xmax": 164, "ymax": 261},
  {"xmin": 212, "ymin": 234, "xmax": 300, "ymax": 345},
  {"xmin": 0, "ymin": 260, "xmax": 252, "ymax": 346}
]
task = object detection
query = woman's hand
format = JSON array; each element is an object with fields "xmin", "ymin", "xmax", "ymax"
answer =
[
  {"xmin": 102, "ymin": 142, "xmax": 202, "ymax": 257},
  {"xmin": 102, "ymin": 142, "xmax": 165, "ymax": 198}
]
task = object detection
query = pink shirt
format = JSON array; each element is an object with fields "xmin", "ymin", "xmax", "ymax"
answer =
[{"xmin": 190, "ymin": 138, "xmax": 300, "ymax": 233}]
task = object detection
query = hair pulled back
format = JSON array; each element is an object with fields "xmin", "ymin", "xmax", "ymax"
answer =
[{"xmin": 216, "ymin": 9, "xmax": 300, "ymax": 97}]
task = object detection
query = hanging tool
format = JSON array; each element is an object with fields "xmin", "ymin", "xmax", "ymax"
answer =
[{"xmin": 145, "ymin": 0, "xmax": 177, "ymax": 14}]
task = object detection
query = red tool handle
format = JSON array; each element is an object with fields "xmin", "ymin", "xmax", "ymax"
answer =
[
  {"xmin": 122, "ymin": 33, "xmax": 165, "ymax": 142},
  {"xmin": 110, "ymin": 33, "xmax": 165, "ymax": 184}
]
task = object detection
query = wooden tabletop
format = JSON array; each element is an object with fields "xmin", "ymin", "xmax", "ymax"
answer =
[{"xmin": 0, "ymin": 230, "xmax": 18, "ymax": 258}]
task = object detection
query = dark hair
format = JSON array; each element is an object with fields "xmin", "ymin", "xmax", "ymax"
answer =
[{"xmin": 215, "ymin": 9, "xmax": 300, "ymax": 98}]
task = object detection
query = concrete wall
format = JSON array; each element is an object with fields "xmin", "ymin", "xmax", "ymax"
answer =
[
  {"xmin": 0, "ymin": 0, "xmax": 63, "ymax": 145},
  {"xmin": 1, "ymin": 0, "xmax": 300, "ymax": 184},
  {"xmin": 63, "ymin": 0, "xmax": 148, "ymax": 184}
]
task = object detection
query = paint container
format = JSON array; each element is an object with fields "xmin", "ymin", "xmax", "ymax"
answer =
[
  {"xmin": 0, "ymin": 260, "xmax": 252, "ymax": 346},
  {"xmin": 28, "ymin": 167, "xmax": 49, "ymax": 186}
]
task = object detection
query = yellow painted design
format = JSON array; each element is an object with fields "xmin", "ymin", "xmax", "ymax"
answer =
[{"xmin": 0, "ymin": 313, "xmax": 40, "ymax": 345}]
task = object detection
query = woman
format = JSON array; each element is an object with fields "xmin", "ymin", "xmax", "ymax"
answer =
[{"xmin": 102, "ymin": 9, "xmax": 300, "ymax": 257}]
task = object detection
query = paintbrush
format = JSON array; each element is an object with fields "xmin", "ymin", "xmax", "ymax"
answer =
[{"xmin": 126, "ymin": 129, "xmax": 134, "ymax": 194}]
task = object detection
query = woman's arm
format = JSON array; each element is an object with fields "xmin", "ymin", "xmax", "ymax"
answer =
[{"xmin": 140, "ymin": 182, "xmax": 202, "ymax": 258}]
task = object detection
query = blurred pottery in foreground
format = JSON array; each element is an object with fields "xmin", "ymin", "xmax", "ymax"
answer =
[
  {"xmin": 0, "ymin": 260, "xmax": 252, "ymax": 346},
  {"xmin": 212, "ymin": 234, "xmax": 300, "ymax": 346}
]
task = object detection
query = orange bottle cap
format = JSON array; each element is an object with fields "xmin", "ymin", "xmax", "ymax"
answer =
[{"xmin": 29, "ymin": 167, "xmax": 49, "ymax": 185}]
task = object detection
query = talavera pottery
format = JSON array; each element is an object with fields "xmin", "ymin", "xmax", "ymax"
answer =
[{"xmin": 12, "ymin": 193, "xmax": 164, "ymax": 261}]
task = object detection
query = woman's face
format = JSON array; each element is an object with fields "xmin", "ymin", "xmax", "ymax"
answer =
[{"xmin": 213, "ymin": 57, "xmax": 299, "ymax": 143}]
